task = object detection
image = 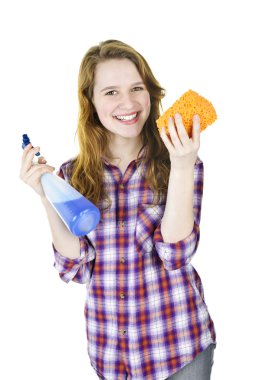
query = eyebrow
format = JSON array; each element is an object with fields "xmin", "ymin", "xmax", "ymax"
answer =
[{"xmin": 100, "ymin": 81, "xmax": 145, "ymax": 92}]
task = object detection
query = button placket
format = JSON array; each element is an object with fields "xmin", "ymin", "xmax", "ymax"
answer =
[
  {"xmin": 118, "ymin": 181, "xmax": 126, "ymax": 230},
  {"xmin": 117, "ymin": 179, "xmax": 128, "ymax": 340}
]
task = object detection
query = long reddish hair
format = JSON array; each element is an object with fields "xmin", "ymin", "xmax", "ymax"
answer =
[{"xmin": 70, "ymin": 39, "xmax": 170, "ymax": 209}]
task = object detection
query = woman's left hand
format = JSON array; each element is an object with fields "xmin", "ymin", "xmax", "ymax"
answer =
[{"xmin": 159, "ymin": 113, "xmax": 201, "ymax": 170}]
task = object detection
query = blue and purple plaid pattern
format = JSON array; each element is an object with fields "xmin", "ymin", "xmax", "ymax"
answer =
[{"xmin": 53, "ymin": 156, "xmax": 216, "ymax": 380}]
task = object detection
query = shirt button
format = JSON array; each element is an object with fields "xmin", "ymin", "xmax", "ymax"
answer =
[
  {"xmin": 119, "ymin": 183, "xmax": 125, "ymax": 189},
  {"xmin": 119, "ymin": 329, "xmax": 127, "ymax": 336},
  {"xmin": 119, "ymin": 220, "xmax": 125, "ymax": 227},
  {"xmin": 120, "ymin": 256, "xmax": 125, "ymax": 264},
  {"xmin": 120, "ymin": 292, "xmax": 125, "ymax": 299}
]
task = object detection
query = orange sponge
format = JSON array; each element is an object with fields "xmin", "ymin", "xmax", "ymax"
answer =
[{"xmin": 156, "ymin": 90, "xmax": 217, "ymax": 138}]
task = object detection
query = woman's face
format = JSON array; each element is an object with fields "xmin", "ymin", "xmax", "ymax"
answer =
[{"xmin": 92, "ymin": 58, "xmax": 151, "ymax": 141}]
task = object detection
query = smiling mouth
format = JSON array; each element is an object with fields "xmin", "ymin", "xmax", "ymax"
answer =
[{"xmin": 114, "ymin": 112, "xmax": 139, "ymax": 121}]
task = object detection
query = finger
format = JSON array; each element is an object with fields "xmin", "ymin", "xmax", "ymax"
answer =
[
  {"xmin": 21, "ymin": 142, "xmax": 33, "ymax": 160},
  {"xmin": 27, "ymin": 163, "xmax": 55, "ymax": 178},
  {"xmin": 24, "ymin": 168, "xmax": 55, "ymax": 188},
  {"xmin": 23, "ymin": 164, "xmax": 55, "ymax": 183},
  {"xmin": 160, "ymin": 126, "xmax": 175, "ymax": 154},
  {"xmin": 25, "ymin": 146, "xmax": 40, "ymax": 164},
  {"xmin": 192, "ymin": 114, "xmax": 201, "ymax": 148},
  {"xmin": 168, "ymin": 116, "xmax": 183, "ymax": 150},
  {"xmin": 20, "ymin": 146, "xmax": 41, "ymax": 178},
  {"xmin": 174, "ymin": 113, "xmax": 191, "ymax": 147}
]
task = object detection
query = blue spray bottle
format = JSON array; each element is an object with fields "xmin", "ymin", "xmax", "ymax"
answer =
[{"xmin": 22, "ymin": 134, "xmax": 101, "ymax": 236}]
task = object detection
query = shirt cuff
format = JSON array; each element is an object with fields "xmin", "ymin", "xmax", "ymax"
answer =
[
  {"xmin": 53, "ymin": 237, "xmax": 96, "ymax": 284},
  {"xmin": 154, "ymin": 222, "xmax": 200, "ymax": 271}
]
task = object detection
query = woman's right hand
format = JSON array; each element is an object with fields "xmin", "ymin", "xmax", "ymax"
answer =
[{"xmin": 19, "ymin": 143, "xmax": 55, "ymax": 198}]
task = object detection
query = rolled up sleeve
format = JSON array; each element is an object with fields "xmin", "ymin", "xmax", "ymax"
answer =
[
  {"xmin": 154, "ymin": 157, "xmax": 204, "ymax": 271},
  {"xmin": 53, "ymin": 236, "xmax": 96, "ymax": 284}
]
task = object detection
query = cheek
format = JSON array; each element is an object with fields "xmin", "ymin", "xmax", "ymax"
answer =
[
  {"xmin": 144, "ymin": 94, "xmax": 151, "ymax": 113},
  {"xmin": 96, "ymin": 104, "xmax": 117, "ymax": 129},
  {"xmin": 96, "ymin": 101, "xmax": 114, "ymax": 121}
]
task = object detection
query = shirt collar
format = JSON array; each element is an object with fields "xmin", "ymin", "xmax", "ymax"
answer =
[{"xmin": 101, "ymin": 145, "xmax": 147, "ymax": 166}]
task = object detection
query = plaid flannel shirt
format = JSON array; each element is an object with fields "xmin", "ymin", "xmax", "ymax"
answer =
[{"xmin": 53, "ymin": 155, "xmax": 216, "ymax": 380}]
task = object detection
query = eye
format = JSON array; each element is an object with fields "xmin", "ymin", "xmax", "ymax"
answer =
[
  {"xmin": 105, "ymin": 90, "xmax": 117, "ymax": 96},
  {"xmin": 105, "ymin": 87, "xmax": 144, "ymax": 96},
  {"xmin": 132, "ymin": 86, "xmax": 144, "ymax": 91}
]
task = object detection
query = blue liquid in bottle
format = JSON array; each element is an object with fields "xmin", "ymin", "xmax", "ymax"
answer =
[
  {"xmin": 52, "ymin": 198, "xmax": 101, "ymax": 236},
  {"xmin": 22, "ymin": 134, "xmax": 101, "ymax": 236}
]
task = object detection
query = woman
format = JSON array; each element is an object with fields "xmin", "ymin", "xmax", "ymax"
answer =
[{"xmin": 20, "ymin": 39, "xmax": 216, "ymax": 379}]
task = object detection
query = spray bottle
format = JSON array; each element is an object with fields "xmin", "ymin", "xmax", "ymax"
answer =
[{"xmin": 22, "ymin": 134, "xmax": 101, "ymax": 236}]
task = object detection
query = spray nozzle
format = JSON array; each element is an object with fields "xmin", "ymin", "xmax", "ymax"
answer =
[{"xmin": 22, "ymin": 134, "xmax": 40, "ymax": 156}]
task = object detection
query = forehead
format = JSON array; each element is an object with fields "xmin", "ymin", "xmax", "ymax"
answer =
[{"xmin": 94, "ymin": 59, "xmax": 142, "ymax": 89}]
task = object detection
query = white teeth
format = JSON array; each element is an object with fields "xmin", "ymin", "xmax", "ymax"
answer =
[{"xmin": 115, "ymin": 113, "xmax": 137, "ymax": 121}]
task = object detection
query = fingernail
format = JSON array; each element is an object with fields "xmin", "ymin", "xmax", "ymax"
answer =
[
  {"xmin": 194, "ymin": 115, "xmax": 200, "ymax": 122},
  {"xmin": 24, "ymin": 143, "xmax": 31, "ymax": 150}
]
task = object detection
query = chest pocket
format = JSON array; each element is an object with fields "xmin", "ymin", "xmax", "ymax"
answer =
[{"xmin": 135, "ymin": 203, "xmax": 165, "ymax": 254}]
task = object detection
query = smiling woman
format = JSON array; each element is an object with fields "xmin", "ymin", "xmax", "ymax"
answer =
[{"xmin": 19, "ymin": 39, "xmax": 216, "ymax": 380}]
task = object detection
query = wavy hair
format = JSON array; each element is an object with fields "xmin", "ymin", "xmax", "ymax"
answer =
[{"xmin": 69, "ymin": 39, "xmax": 171, "ymax": 210}]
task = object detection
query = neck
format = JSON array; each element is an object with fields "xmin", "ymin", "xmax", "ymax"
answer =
[{"xmin": 106, "ymin": 135, "xmax": 144, "ymax": 164}]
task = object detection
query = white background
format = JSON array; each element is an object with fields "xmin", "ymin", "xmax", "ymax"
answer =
[{"xmin": 1, "ymin": 0, "xmax": 252, "ymax": 379}]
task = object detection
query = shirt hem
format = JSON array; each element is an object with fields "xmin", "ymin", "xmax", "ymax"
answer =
[{"xmin": 89, "ymin": 339, "xmax": 217, "ymax": 380}]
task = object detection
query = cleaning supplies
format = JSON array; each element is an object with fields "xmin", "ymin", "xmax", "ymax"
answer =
[{"xmin": 22, "ymin": 134, "xmax": 101, "ymax": 236}]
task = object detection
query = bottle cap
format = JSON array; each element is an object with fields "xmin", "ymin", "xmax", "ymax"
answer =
[{"xmin": 22, "ymin": 134, "xmax": 40, "ymax": 156}]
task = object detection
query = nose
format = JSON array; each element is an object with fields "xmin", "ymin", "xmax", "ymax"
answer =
[{"xmin": 118, "ymin": 92, "xmax": 136, "ymax": 110}]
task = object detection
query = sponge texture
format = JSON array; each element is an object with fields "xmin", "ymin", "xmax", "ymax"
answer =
[{"xmin": 156, "ymin": 90, "xmax": 217, "ymax": 137}]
